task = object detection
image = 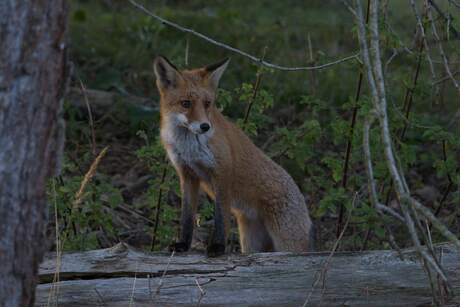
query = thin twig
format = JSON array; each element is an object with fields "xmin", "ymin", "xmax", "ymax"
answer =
[
  {"xmin": 306, "ymin": 33, "xmax": 319, "ymax": 94},
  {"xmin": 242, "ymin": 47, "xmax": 267, "ymax": 128},
  {"xmin": 128, "ymin": 0, "xmax": 359, "ymax": 71},
  {"xmin": 384, "ymin": 48, "xmax": 399, "ymax": 74},
  {"xmin": 78, "ymin": 78, "xmax": 97, "ymax": 156},
  {"xmin": 116, "ymin": 203, "xmax": 156, "ymax": 226},
  {"xmin": 47, "ymin": 180, "xmax": 63, "ymax": 307},
  {"xmin": 185, "ymin": 36, "xmax": 190, "ymax": 66},
  {"xmin": 427, "ymin": 0, "xmax": 460, "ymax": 39},
  {"xmin": 435, "ymin": 181, "xmax": 453, "ymax": 216},
  {"xmin": 337, "ymin": 0, "xmax": 370, "ymax": 238},
  {"xmin": 129, "ymin": 262, "xmax": 139, "ymax": 307},
  {"xmin": 303, "ymin": 193, "xmax": 357, "ymax": 307},
  {"xmin": 426, "ymin": 1, "xmax": 460, "ymax": 92},
  {"xmin": 435, "ymin": 140, "xmax": 454, "ymax": 216},
  {"xmin": 448, "ymin": 0, "xmax": 460, "ymax": 9},
  {"xmin": 195, "ymin": 278, "xmax": 206, "ymax": 307},
  {"xmin": 432, "ymin": 69, "xmax": 460, "ymax": 85},
  {"xmin": 360, "ymin": 228, "xmax": 372, "ymax": 251},
  {"xmin": 410, "ymin": 0, "xmax": 438, "ymax": 88},
  {"xmin": 151, "ymin": 161, "xmax": 168, "ymax": 251},
  {"xmin": 381, "ymin": 22, "xmax": 426, "ymax": 207},
  {"xmin": 405, "ymin": 195, "xmax": 460, "ymax": 251},
  {"xmin": 389, "ymin": 97, "xmax": 442, "ymax": 130},
  {"xmin": 376, "ymin": 203, "xmax": 404, "ymax": 222},
  {"xmin": 154, "ymin": 250, "xmax": 175, "ymax": 299},
  {"xmin": 399, "ymin": 40, "xmax": 424, "ymax": 140},
  {"xmin": 148, "ymin": 274, "xmax": 153, "ymax": 305},
  {"xmin": 94, "ymin": 288, "xmax": 108, "ymax": 307}
]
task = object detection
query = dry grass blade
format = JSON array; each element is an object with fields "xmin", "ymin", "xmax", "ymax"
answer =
[
  {"xmin": 73, "ymin": 146, "xmax": 109, "ymax": 209},
  {"xmin": 47, "ymin": 179, "xmax": 63, "ymax": 307},
  {"xmin": 153, "ymin": 250, "xmax": 175, "ymax": 302},
  {"xmin": 129, "ymin": 262, "xmax": 139, "ymax": 307},
  {"xmin": 78, "ymin": 78, "xmax": 97, "ymax": 156}
]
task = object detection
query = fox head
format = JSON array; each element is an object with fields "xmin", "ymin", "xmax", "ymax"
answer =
[{"xmin": 153, "ymin": 56, "xmax": 229, "ymax": 135}]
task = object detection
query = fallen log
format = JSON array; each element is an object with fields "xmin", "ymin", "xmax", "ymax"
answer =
[
  {"xmin": 36, "ymin": 243, "xmax": 460, "ymax": 306},
  {"xmin": 65, "ymin": 87, "xmax": 158, "ymax": 115}
]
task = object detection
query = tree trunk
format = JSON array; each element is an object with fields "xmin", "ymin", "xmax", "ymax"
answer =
[{"xmin": 0, "ymin": 1, "xmax": 68, "ymax": 306}]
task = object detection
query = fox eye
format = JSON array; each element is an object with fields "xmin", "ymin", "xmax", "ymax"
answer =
[
  {"xmin": 181, "ymin": 100, "xmax": 191, "ymax": 108},
  {"xmin": 204, "ymin": 100, "xmax": 211, "ymax": 109}
]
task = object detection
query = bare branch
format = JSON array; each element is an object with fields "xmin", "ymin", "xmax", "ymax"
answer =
[
  {"xmin": 409, "ymin": 0, "xmax": 438, "ymax": 86},
  {"xmin": 355, "ymin": 0, "xmax": 380, "ymax": 111},
  {"xmin": 428, "ymin": 0, "xmax": 460, "ymax": 39},
  {"xmin": 384, "ymin": 48, "xmax": 399, "ymax": 74},
  {"xmin": 342, "ymin": 0, "xmax": 359, "ymax": 17},
  {"xmin": 433, "ymin": 69, "xmax": 460, "ymax": 85},
  {"xmin": 363, "ymin": 113, "xmax": 379, "ymax": 208},
  {"xmin": 354, "ymin": 0, "xmax": 453, "ymax": 300},
  {"xmin": 405, "ymin": 196, "xmax": 460, "ymax": 251},
  {"xmin": 376, "ymin": 204, "xmax": 405, "ymax": 223},
  {"xmin": 128, "ymin": 0, "xmax": 359, "ymax": 71},
  {"xmin": 363, "ymin": 113, "xmax": 403, "ymax": 253},
  {"xmin": 448, "ymin": 0, "xmax": 460, "ymax": 9},
  {"xmin": 426, "ymin": 1, "xmax": 460, "ymax": 92}
]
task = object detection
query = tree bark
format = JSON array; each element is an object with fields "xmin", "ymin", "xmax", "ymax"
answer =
[
  {"xmin": 0, "ymin": 1, "xmax": 68, "ymax": 306},
  {"xmin": 36, "ymin": 243, "xmax": 460, "ymax": 306}
]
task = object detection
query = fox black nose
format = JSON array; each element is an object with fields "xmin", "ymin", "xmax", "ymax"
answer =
[{"xmin": 200, "ymin": 123, "xmax": 210, "ymax": 132}]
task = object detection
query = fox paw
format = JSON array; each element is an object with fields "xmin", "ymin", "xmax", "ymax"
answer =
[
  {"xmin": 207, "ymin": 243, "xmax": 226, "ymax": 257},
  {"xmin": 169, "ymin": 242, "xmax": 189, "ymax": 253}
]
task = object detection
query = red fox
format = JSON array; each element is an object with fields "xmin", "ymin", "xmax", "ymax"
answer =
[{"xmin": 153, "ymin": 56, "xmax": 313, "ymax": 256}]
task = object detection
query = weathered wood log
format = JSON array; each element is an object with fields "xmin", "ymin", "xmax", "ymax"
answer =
[
  {"xmin": 36, "ymin": 243, "xmax": 459, "ymax": 306},
  {"xmin": 65, "ymin": 87, "xmax": 158, "ymax": 115}
]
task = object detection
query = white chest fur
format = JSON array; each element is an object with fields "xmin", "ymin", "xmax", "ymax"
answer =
[{"xmin": 161, "ymin": 115, "xmax": 215, "ymax": 180}]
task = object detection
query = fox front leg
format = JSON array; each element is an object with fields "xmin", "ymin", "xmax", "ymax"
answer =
[
  {"xmin": 170, "ymin": 175, "xmax": 199, "ymax": 252},
  {"xmin": 207, "ymin": 193, "xmax": 230, "ymax": 257}
]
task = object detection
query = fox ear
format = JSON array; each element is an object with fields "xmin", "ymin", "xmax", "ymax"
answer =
[
  {"xmin": 205, "ymin": 58, "xmax": 230, "ymax": 89},
  {"xmin": 153, "ymin": 56, "xmax": 181, "ymax": 90}
]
